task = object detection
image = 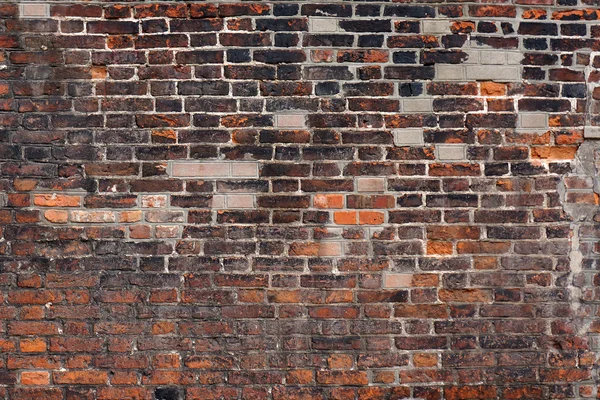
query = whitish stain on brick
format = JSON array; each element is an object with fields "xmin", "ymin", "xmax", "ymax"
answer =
[{"xmin": 71, "ymin": 211, "xmax": 116, "ymax": 223}]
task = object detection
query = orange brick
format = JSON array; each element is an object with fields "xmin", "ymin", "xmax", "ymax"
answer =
[
  {"xmin": 287, "ymin": 369, "xmax": 314, "ymax": 384},
  {"xmin": 54, "ymin": 370, "xmax": 109, "ymax": 385},
  {"xmin": 412, "ymin": 274, "xmax": 439, "ymax": 287},
  {"xmin": 289, "ymin": 242, "xmax": 319, "ymax": 256},
  {"xmin": 44, "ymin": 210, "xmax": 69, "ymax": 224},
  {"xmin": 480, "ymin": 81, "xmax": 506, "ymax": 96},
  {"xmin": 522, "ymin": 9, "xmax": 547, "ymax": 19},
  {"xmin": 13, "ymin": 179, "xmax": 37, "ymax": 191},
  {"xmin": 328, "ymin": 354, "xmax": 354, "ymax": 369},
  {"xmin": 152, "ymin": 321, "xmax": 176, "ymax": 335},
  {"xmin": 152, "ymin": 129, "xmax": 176, "ymax": 141},
  {"xmin": 474, "ymin": 256, "xmax": 498, "ymax": 270},
  {"xmin": 119, "ymin": 210, "xmax": 142, "ymax": 223},
  {"xmin": 334, "ymin": 211, "xmax": 357, "ymax": 225},
  {"xmin": 372, "ymin": 370, "xmax": 396, "ymax": 384},
  {"xmin": 21, "ymin": 371, "xmax": 50, "ymax": 386},
  {"xmin": 91, "ymin": 66, "xmax": 107, "ymax": 79},
  {"xmin": 314, "ymin": 194, "xmax": 344, "ymax": 209},
  {"xmin": 34, "ymin": 194, "xmax": 80, "ymax": 207},
  {"xmin": 358, "ymin": 211, "xmax": 384, "ymax": 225},
  {"xmin": 129, "ymin": 225, "xmax": 151, "ymax": 239},
  {"xmin": 439, "ymin": 289, "xmax": 492, "ymax": 303},
  {"xmin": 20, "ymin": 338, "xmax": 46, "ymax": 353},
  {"xmin": 531, "ymin": 146, "xmax": 578, "ymax": 160},
  {"xmin": 110, "ymin": 371, "xmax": 138, "ymax": 385},
  {"xmin": 154, "ymin": 353, "xmax": 181, "ymax": 369},
  {"xmin": 413, "ymin": 353, "xmax": 438, "ymax": 367},
  {"xmin": 427, "ymin": 241, "xmax": 453, "ymax": 255}
]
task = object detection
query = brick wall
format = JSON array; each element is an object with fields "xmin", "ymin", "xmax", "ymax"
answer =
[{"xmin": 2, "ymin": 1, "xmax": 600, "ymax": 399}]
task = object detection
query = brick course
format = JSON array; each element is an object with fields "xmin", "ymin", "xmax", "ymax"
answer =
[{"xmin": 2, "ymin": 0, "xmax": 600, "ymax": 399}]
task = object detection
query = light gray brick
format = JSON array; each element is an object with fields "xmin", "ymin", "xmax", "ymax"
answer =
[
  {"xmin": 435, "ymin": 65, "xmax": 465, "ymax": 81},
  {"xmin": 171, "ymin": 162, "xmax": 230, "ymax": 178},
  {"xmin": 584, "ymin": 126, "xmax": 600, "ymax": 139},
  {"xmin": 422, "ymin": 20, "xmax": 451, "ymax": 34},
  {"xmin": 211, "ymin": 195, "xmax": 226, "ymax": 209},
  {"xmin": 480, "ymin": 51, "xmax": 506, "ymax": 65},
  {"xmin": 506, "ymin": 52, "xmax": 523, "ymax": 65},
  {"xmin": 436, "ymin": 144, "xmax": 466, "ymax": 161},
  {"xmin": 309, "ymin": 17, "xmax": 338, "ymax": 32},
  {"xmin": 519, "ymin": 113, "xmax": 548, "ymax": 129},
  {"xmin": 465, "ymin": 66, "xmax": 519, "ymax": 81},
  {"xmin": 462, "ymin": 50, "xmax": 480, "ymax": 64},
  {"xmin": 393, "ymin": 128, "xmax": 424, "ymax": 146},
  {"xmin": 403, "ymin": 98, "xmax": 433, "ymax": 113},
  {"xmin": 20, "ymin": 3, "xmax": 49, "ymax": 18},
  {"xmin": 275, "ymin": 114, "xmax": 306, "ymax": 128}
]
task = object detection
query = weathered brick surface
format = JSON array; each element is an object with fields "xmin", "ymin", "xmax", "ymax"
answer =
[{"xmin": 2, "ymin": 0, "xmax": 600, "ymax": 398}]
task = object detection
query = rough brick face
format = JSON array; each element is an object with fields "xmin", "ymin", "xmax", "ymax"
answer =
[{"xmin": 2, "ymin": 0, "xmax": 600, "ymax": 399}]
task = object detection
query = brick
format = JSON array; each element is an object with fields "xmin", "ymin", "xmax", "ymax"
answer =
[
  {"xmin": 34, "ymin": 194, "xmax": 80, "ymax": 207},
  {"xmin": 403, "ymin": 99, "xmax": 433, "ymax": 112},
  {"xmin": 44, "ymin": 210, "xmax": 69, "ymax": 224},
  {"xmin": 384, "ymin": 273, "xmax": 413, "ymax": 288},
  {"xmin": 71, "ymin": 211, "xmax": 116, "ymax": 223},
  {"xmin": 3, "ymin": 2, "xmax": 598, "ymax": 397},
  {"xmin": 172, "ymin": 162, "xmax": 230, "ymax": 178},
  {"xmin": 519, "ymin": 113, "xmax": 548, "ymax": 128},
  {"xmin": 436, "ymin": 65, "xmax": 465, "ymax": 80},
  {"xmin": 393, "ymin": 128, "xmax": 424, "ymax": 146},
  {"xmin": 356, "ymin": 178, "xmax": 385, "ymax": 192},
  {"xmin": 20, "ymin": 3, "xmax": 49, "ymax": 18},
  {"xmin": 309, "ymin": 17, "xmax": 338, "ymax": 33},
  {"xmin": 466, "ymin": 66, "xmax": 520, "ymax": 81},
  {"xmin": 422, "ymin": 20, "xmax": 451, "ymax": 34},
  {"xmin": 436, "ymin": 144, "xmax": 467, "ymax": 161},
  {"xmin": 275, "ymin": 114, "xmax": 306, "ymax": 128}
]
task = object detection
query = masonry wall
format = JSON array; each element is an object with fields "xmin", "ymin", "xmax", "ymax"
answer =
[{"xmin": 2, "ymin": 1, "xmax": 600, "ymax": 399}]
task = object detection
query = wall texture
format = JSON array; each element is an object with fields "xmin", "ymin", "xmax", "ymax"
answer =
[{"xmin": 2, "ymin": 0, "xmax": 600, "ymax": 399}]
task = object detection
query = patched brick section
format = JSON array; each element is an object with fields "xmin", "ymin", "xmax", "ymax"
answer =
[
  {"xmin": 3, "ymin": 0, "xmax": 600, "ymax": 397},
  {"xmin": 170, "ymin": 161, "xmax": 259, "ymax": 178}
]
